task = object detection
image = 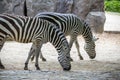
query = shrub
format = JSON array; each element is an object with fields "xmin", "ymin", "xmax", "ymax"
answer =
[
  {"xmin": 105, "ymin": 1, "xmax": 120, "ymax": 13},
  {"xmin": 105, "ymin": 0, "xmax": 120, "ymax": 1}
]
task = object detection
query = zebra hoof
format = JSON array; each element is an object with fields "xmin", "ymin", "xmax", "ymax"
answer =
[
  {"xmin": 42, "ymin": 58, "xmax": 46, "ymax": 62},
  {"xmin": 35, "ymin": 65, "xmax": 41, "ymax": 70},
  {"xmin": 24, "ymin": 67, "xmax": 28, "ymax": 70},
  {"xmin": 70, "ymin": 58, "xmax": 73, "ymax": 62},
  {"xmin": 80, "ymin": 57, "xmax": 84, "ymax": 60},
  {"xmin": 80, "ymin": 58, "xmax": 83, "ymax": 60},
  {"xmin": 0, "ymin": 64, "xmax": 5, "ymax": 69},
  {"xmin": 36, "ymin": 67, "xmax": 40, "ymax": 70}
]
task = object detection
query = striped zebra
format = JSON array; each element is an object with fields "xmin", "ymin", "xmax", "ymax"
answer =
[
  {"xmin": 23, "ymin": 0, "xmax": 96, "ymax": 61},
  {"xmin": 24, "ymin": 13, "xmax": 96, "ymax": 62},
  {"xmin": 0, "ymin": 13, "xmax": 71, "ymax": 71}
]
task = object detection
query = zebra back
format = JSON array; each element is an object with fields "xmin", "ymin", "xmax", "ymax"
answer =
[{"xmin": 0, "ymin": 13, "xmax": 69, "ymax": 48}]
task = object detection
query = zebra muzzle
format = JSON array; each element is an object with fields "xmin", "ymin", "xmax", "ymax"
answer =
[{"xmin": 63, "ymin": 65, "xmax": 71, "ymax": 71}]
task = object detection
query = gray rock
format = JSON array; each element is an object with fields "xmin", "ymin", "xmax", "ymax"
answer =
[
  {"xmin": 90, "ymin": 0, "xmax": 105, "ymax": 12},
  {"xmin": 85, "ymin": 12, "xmax": 106, "ymax": 33},
  {"xmin": 0, "ymin": 0, "xmax": 105, "ymax": 33},
  {"xmin": 0, "ymin": 0, "xmax": 12, "ymax": 14},
  {"xmin": 73, "ymin": 0, "xmax": 92, "ymax": 20},
  {"xmin": 54, "ymin": 0, "xmax": 74, "ymax": 13},
  {"xmin": 26, "ymin": 0, "xmax": 55, "ymax": 16}
]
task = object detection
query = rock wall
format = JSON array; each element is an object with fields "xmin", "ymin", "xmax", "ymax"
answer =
[
  {"xmin": 85, "ymin": 12, "xmax": 106, "ymax": 34},
  {"xmin": 0, "ymin": 0, "xmax": 12, "ymax": 14},
  {"xmin": 0, "ymin": 0, "xmax": 106, "ymax": 33}
]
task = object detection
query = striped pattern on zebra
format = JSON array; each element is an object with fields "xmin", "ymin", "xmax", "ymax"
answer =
[
  {"xmin": 30, "ymin": 12, "xmax": 96, "ymax": 61},
  {"xmin": 0, "ymin": 13, "xmax": 71, "ymax": 71}
]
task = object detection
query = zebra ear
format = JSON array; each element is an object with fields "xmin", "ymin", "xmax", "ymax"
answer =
[{"xmin": 93, "ymin": 36, "xmax": 99, "ymax": 41}]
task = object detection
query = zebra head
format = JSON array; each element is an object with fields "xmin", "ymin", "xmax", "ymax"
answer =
[
  {"xmin": 84, "ymin": 40, "xmax": 96, "ymax": 59},
  {"xmin": 58, "ymin": 41, "xmax": 71, "ymax": 71}
]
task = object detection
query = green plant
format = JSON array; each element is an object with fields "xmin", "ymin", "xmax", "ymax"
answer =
[
  {"xmin": 105, "ymin": 0, "xmax": 120, "ymax": 1},
  {"xmin": 105, "ymin": 1, "xmax": 120, "ymax": 13}
]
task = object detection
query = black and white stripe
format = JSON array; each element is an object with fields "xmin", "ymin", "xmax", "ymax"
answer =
[
  {"xmin": 0, "ymin": 14, "xmax": 71, "ymax": 71},
  {"xmin": 32, "ymin": 12, "xmax": 96, "ymax": 61}
]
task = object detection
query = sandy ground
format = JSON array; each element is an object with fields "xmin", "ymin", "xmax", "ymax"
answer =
[
  {"xmin": 0, "ymin": 32, "xmax": 120, "ymax": 70},
  {"xmin": 0, "ymin": 32, "xmax": 120, "ymax": 80},
  {"xmin": 0, "ymin": 12, "xmax": 120, "ymax": 80}
]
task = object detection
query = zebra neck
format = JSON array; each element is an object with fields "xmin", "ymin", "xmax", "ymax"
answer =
[
  {"xmin": 83, "ymin": 35, "xmax": 93, "ymax": 44},
  {"xmin": 82, "ymin": 26, "xmax": 93, "ymax": 44},
  {"xmin": 47, "ymin": 26, "xmax": 63, "ymax": 51}
]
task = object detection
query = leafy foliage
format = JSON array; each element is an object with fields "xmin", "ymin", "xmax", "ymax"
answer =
[
  {"xmin": 105, "ymin": 0, "xmax": 120, "ymax": 1},
  {"xmin": 105, "ymin": 0, "xmax": 120, "ymax": 13}
]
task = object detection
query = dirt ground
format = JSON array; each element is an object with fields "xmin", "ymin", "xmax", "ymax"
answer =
[{"xmin": 0, "ymin": 32, "xmax": 120, "ymax": 80}]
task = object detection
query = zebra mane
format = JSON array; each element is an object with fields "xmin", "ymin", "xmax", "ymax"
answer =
[{"xmin": 2, "ymin": 13, "xmax": 32, "ymax": 19}]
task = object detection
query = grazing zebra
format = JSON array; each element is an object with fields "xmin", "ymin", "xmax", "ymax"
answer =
[
  {"xmin": 24, "ymin": 13, "xmax": 96, "ymax": 62},
  {"xmin": 23, "ymin": 0, "xmax": 96, "ymax": 62},
  {"xmin": 0, "ymin": 13, "xmax": 71, "ymax": 71}
]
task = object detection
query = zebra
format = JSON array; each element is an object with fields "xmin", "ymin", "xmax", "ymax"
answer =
[
  {"xmin": 24, "ymin": 13, "xmax": 97, "ymax": 62},
  {"xmin": 0, "ymin": 13, "xmax": 71, "ymax": 71},
  {"xmin": 23, "ymin": 0, "xmax": 97, "ymax": 62}
]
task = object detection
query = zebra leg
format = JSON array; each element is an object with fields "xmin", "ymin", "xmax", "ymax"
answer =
[
  {"xmin": 31, "ymin": 50, "xmax": 46, "ymax": 62},
  {"xmin": 32, "ymin": 39, "xmax": 43, "ymax": 70},
  {"xmin": 0, "ymin": 59, "xmax": 5, "ymax": 69},
  {"xmin": 75, "ymin": 40, "xmax": 83, "ymax": 60},
  {"xmin": 35, "ymin": 50, "xmax": 40, "ymax": 70},
  {"xmin": 68, "ymin": 36, "xmax": 77, "ymax": 61},
  {"xmin": 31, "ymin": 52, "xmax": 46, "ymax": 61},
  {"xmin": 32, "ymin": 52, "xmax": 46, "ymax": 62},
  {"xmin": 24, "ymin": 45, "xmax": 35, "ymax": 70},
  {"xmin": 31, "ymin": 53, "xmax": 35, "ymax": 61},
  {"xmin": 30, "ymin": 44, "xmax": 36, "ymax": 61},
  {"xmin": 0, "ymin": 39, "xmax": 6, "ymax": 69},
  {"xmin": 34, "ymin": 44, "xmax": 41, "ymax": 70},
  {"xmin": 40, "ymin": 51, "xmax": 46, "ymax": 61},
  {"xmin": 25, "ymin": 42, "xmax": 41, "ymax": 70},
  {"xmin": 30, "ymin": 45, "xmax": 46, "ymax": 62}
]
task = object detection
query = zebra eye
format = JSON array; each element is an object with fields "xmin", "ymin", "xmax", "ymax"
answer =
[
  {"xmin": 62, "ymin": 43, "xmax": 68, "ymax": 51},
  {"xmin": 64, "ymin": 47, "xmax": 67, "ymax": 50}
]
